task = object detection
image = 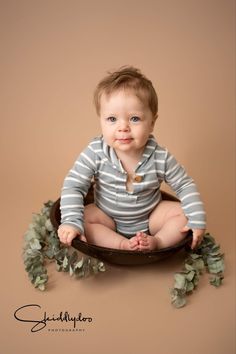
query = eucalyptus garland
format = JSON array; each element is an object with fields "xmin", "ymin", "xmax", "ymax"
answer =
[
  {"xmin": 23, "ymin": 201, "xmax": 105, "ymax": 291},
  {"xmin": 23, "ymin": 201, "xmax": 224, "ymax": 308},
  {"xmin": 170, "ymin": 233, "xmax": 225, "ymax": 308}
]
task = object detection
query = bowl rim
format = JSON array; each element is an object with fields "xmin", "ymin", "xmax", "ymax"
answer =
[
  {"xmin": 71, "ymin": 231, "xmax": 192, "ymax": 256},
  {"xmin": 50, "ymin": 194, "xmax": 192, "ymax": 261}
]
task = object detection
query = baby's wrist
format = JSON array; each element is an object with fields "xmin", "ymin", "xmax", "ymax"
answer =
[{"xmin": 59, "ymin": 224, "xmax": 81, "ymax": 235}]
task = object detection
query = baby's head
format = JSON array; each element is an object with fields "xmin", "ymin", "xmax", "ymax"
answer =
[{"xmin": 94, "ymin": 66, "xmax": 158, "ymax": 121}]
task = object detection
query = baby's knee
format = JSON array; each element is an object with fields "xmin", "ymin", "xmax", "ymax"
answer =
[
  {"xmin": 170, "ymin": 203, "xmax": 188, "ymax": 225},
  {"xmin": 166, "ymin": 201, "xmax": 185, "ymax": 217}
]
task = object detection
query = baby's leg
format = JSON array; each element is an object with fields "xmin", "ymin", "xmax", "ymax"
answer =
[
  {"xmin": 83, "ymin": 204, "xmax": 139, "ymax": 251},
  {"xmin": 147, "ymin": 201, "xmax": 188, "ymax": 250}
]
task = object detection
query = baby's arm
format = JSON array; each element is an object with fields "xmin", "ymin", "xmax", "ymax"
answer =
[
  {"xmin": 163, "ymin": 150, "xmax": 206, "ymax": 233},
  {"xmin": 58, "ymin": 224, "xmax": 80, "ymax": 246},
  {"xmin": 59, "ymin": 143, "xmax": 97, "ymax": 239}
]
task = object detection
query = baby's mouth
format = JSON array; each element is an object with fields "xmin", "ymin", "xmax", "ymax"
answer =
[{"xmin": 116, "ymin": 138, "xmax": 133, "ymax": 144}]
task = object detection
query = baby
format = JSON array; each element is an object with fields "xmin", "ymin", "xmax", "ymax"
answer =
[{"xmin": 58, "ymin": 66, "xmax": 206, "ymax": 251}]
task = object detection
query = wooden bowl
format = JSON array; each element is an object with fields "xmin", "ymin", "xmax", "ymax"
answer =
[{"xmin": 50, "ymin": 185, "xmax": 192, "ymax": 265}]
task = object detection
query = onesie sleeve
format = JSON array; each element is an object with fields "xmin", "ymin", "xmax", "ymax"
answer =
[
  {"xmin": 60, "ymin": 143, "xmax": 97, "ymax": 234},
  {"xmin": 163, "ymin": 150, "xmax": 206, "ymax": 230}
]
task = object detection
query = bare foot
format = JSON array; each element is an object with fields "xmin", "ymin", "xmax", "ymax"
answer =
[
  {"xmin": 136, "ymin": 232, "xmax": 159, "ymax": 251},
  {"xmin": 120, "ymin": 236, "xmax": 140, "ymax": 251}
]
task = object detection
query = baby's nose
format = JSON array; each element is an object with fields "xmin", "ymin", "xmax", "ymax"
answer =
[{"xmin": 118, "ymin": 120, "xmax": 130, "ymax": 131}]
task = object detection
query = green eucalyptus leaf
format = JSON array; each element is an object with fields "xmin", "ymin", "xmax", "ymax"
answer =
[
  {"xmin": 44, "ymin": 249, "xmax": 54, "ymax": 259},
  {"xmin": 207, "ymin": 259, "xmax": 225, "ymax": 274},
  {"xmin": 56, "ymin": 263, "xmax": 62, "ymax": 272},
  {"xmin": 186, "ymin": 271, "xmax": 195, "ymax": 282},
  {"xmin": 190, "ymin": 253, "xmax": 201, "ymax": 260},
  {"xmin": 34, "ymin": 276, "xmax": 41, "ymax": 286},
  {"xmin": 62, "ymin": 256, "xmax": 69, "ymax": 269},
  {"xmin": 45, "ymin": 219, "xmax": 54, "ymax": 232},
  {"xmin": 76, "ymin": 269, "xmax": 85, "ymax": 278},
  {"xmin": 28, "ymin": 273, "xmax": 34, "ymax": 281},
  {"xmin": 55, "ymin": 248, "xmax": 67, "ymax": 261},
  {"xmin": 92, "ymin": 265, "xmax": 99, "ymax": 274},
  {"xmin": 31, "ymin": 265, "xmax": 45, "ymax": 276},
  {"xmin": 174, "ymin": 273, "xmax": 187, "ymax": 290},
  {"xmin": 74, "ymin": 258, "xmax": 84, "ymax": 270},
  {"xmin": 29, "ymin": 238, "xmax": 42, "ymax": 250},
  {"xmin": 185, "ymin": 263, "xmax": 194, "ymax": 271},
  {"xmin": 98, "ymin": 262, "xmax": 106, "ymax": 272},
  {"xmin": 38, "ymin": 284, "xmax": 46, "ymax": 291},
  {"xmin": 210, "ymin": 247, "xmax": 221, "ymax": 255},
  {"xmin": 69, "ymin": 251, "xmax": 78, "ymax": 265},
  {"xmin": 25, "ymin": 229, "xmax": 38, "ymax": 241},
  {"xmin": 186, "ymin": 281, "xmax": 194, "ymax": 292},
  {"xmin": 172, "ymin": 295, "xmax": 186, "ymax": 308},
  {"xmin": 210, "ymin": 274, "xmax": 224, "ymax": 287},
  {"xmin": 193, "ymin": 274, "xmax": 200, "ymax": 286},
  {"xmin": 69, "ymin": 265, "xmax": 74, "ymax": 276},
  {"xmin": 37, "ymin": 278, "xmax": 48, "ymax": 285},
  {"xmin": 32, "ymin": 214, "xmax": 41, "ymax": 224},
  {"xmin": 193, "ymin": 258, "xmax": 205, "ymax": 272}
]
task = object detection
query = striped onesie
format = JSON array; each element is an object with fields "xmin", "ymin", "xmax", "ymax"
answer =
[{"xmin": 60, "ymin": 135, "xmax": 206, "ymax": 238}]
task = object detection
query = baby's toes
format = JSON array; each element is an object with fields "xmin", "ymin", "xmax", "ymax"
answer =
[
  {"xmin": 139, "ymin": 241, "xmax": 151, "ymax": 251},
  {"xmin": 136, "ymin": 231, "xmax": 143, "ymax": 240},
  {"xmin": 139, "ymin": 239, "xmax": 151, "ymax": 251},
  {"xmin": 139, "ymin": 233, "xmax": 149, "ymax": 244},
  {"xmin": 129, "ymin": 237, "xmax": 140, "ymax": 250},
  {"xmin": 136, "ymin": 231, "xmax": 146, "ymax": 240},
  {"xmin": 139, "ymin": 239, "xmax": 149, "ymax": 247}
]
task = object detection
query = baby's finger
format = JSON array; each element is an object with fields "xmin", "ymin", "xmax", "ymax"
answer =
[
  {"xmin": 59, "ymin": 230, "xmax": 72, "ymax": 245},
  {"xmin": 66, "ymin": 233, "xmax": 76, "ymax": 246},
  {"xmin": 191, "ymin": 235, "xmax": 198, "ymax": 249},
  {"xmin": 60, "ymin": 233, "xmax": 69, "ymax": 245},
  {"xmin": 58, "ymin": 228, "xmax": 69, "ymax": 240},
  {"xmin": 191, "ymin": 236, "xmax": 203, "ymax": 249}
]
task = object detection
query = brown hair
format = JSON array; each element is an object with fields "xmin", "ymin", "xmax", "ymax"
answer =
[{"xmin": 94, "ymin": 66, "xmax": 158, "ymax": 118}]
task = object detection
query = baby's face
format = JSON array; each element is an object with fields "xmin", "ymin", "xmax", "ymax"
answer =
[{"xmin": 99, "ymin": 89, "xmax": 155, "ymax": 157}]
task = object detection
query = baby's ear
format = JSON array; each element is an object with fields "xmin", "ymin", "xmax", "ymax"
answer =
[
  {"xmin": 151, "ymin": 114, "xmax": 158, "ymax": 128},
  {"xmin": 154, "ymin": 113, "xmax": 158, "ymax": 122}
]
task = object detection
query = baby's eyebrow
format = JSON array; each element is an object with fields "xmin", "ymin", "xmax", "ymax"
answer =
[{"xmin": 129, "ymin": 112, "xmax": 143, "ymax": 116}]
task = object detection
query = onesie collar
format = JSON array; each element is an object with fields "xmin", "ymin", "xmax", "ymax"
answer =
[{"xmin": 100, "ymin": 134, "xmax": 158, "ymax": 172}]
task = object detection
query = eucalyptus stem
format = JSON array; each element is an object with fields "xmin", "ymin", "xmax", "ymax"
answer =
[
  {"xmin": 170, "ymin": 233, "xmax": 225, "ymax": 308},
  {"xmin": 23, "ymin": 201, "xmax": 106, "ymax": 291}
]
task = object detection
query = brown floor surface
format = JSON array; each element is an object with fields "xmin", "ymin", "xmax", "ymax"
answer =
[{"xmin": 1, "ymin": 1, "xmax": 235, "ymax": 353}]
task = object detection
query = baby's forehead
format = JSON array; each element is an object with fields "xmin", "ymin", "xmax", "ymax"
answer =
[
  {"xmin": 99, "ymin": 90, "xmax": 151, "ymax": 117},
  {"xmin": 100, "ymin": 88, "xmax": 148, "ymax": 105}
]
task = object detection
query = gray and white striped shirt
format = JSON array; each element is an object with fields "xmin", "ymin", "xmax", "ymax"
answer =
[{"xmin": 60, "ymin": 135, "xmax": 206, "ymax": 237}]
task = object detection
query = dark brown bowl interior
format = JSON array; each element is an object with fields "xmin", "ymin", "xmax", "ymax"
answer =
[{"xmin": 50, "ymin": 185, "xmax": 192, "ymax": 265}]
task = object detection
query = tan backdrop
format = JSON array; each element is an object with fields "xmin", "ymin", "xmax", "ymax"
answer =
[{"xmin": 1, "ymin": 0, "xmax": 235, "ymax": 353}]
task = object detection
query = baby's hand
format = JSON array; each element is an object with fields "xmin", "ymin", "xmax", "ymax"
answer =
[
  {"xmin": 182, "ymin": 226, "xmax": 205, "ymax": 249},
  {"xmin": 58, "ymin": 225, "xmax": 80, "ymax": 246}
]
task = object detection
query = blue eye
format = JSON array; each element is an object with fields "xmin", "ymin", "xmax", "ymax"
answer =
[
  {"xmin": 130, "ymin": 116, "xmax": 140, "ymax": 122},
  {"xmin": 107, "ymin": 116, "xmax": 117, "ymax": 123}
]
